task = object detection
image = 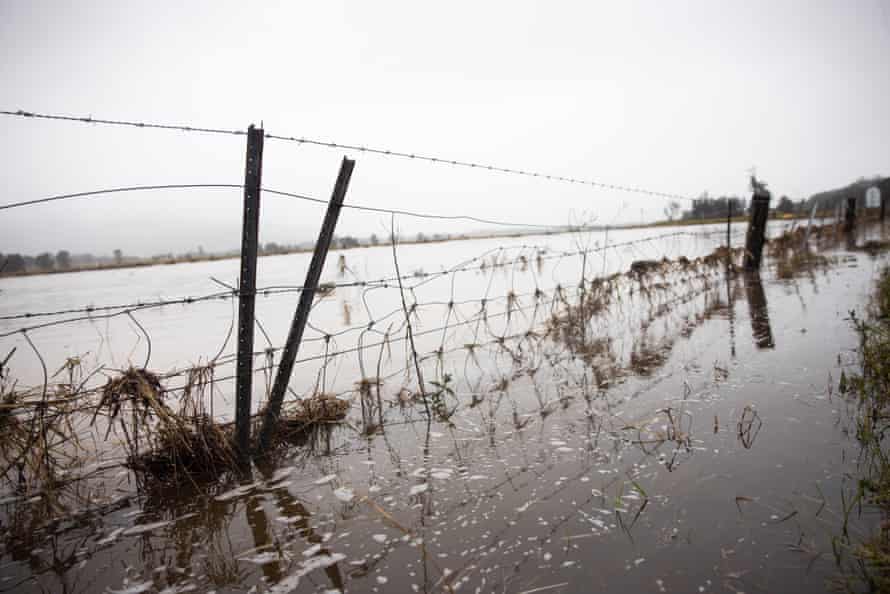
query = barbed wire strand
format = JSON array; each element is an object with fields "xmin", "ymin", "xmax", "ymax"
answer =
[
  {"xmin": 0, "ymin": 183, "xmax": 653, "ymax": 232},
  {"xmin": 0, "ymin": 109, "xmax": 694, "ymax": 202}
]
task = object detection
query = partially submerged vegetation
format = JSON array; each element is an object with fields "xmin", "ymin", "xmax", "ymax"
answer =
[
  {"xmin": 1, "ymin": 219, "xmax": 888, "ymax": 593},
  {"xmin": 99, "ymin": 367, "xmax": 241, "ymax": 482},
  {"xmin": 836, "ymin": 266, "xmax": 890, "ymax": 592},
  {"xmin": 0, "ymin": 226, "xmax": 835, "ymax": 495},
  {"xmin": 0, "ymin": 362, "xmax": 351, "ymax": 499},
  {"xmin": 768, "ymin": 225, "xmax": 833, "ymax": 279}
]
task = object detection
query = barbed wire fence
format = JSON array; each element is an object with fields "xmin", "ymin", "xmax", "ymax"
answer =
[
  {"xmin": 0, "ymin": 108, "xmax": 763, "ymax": 500},
  {"xmin": 1, "ymin": 109, "xmax": 697, "ymax": 202}
]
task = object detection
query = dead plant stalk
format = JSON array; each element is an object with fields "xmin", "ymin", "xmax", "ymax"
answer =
[{"xmin": 390, "ymin": 216, "xmax": 431, "ymax": 419}]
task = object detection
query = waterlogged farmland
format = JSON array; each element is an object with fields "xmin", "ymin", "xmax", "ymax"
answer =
[{"xmin": 0, "ymin": 221, "xmax": 888, "ymax": 593}]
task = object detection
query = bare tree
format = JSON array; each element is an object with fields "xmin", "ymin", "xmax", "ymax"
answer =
[
  {"xmin": 56, "ymin": 250, "xmax": 71, "ymax": 269},
  {"xmin": 35, "ymin": 252, "xmax": 54, "ymax": 271}
]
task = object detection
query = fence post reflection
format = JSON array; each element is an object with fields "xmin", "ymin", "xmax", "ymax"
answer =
[{"xmin": 744, "ymin": 273, "xmax": 775, "ymax": 349}]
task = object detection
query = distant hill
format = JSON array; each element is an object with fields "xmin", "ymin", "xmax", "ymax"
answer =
[{"xmin": 807, "ymin": 176, "xmax": 889, "ymax": 211}]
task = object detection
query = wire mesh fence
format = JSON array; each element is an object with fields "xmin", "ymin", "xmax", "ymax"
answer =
[{"xmin": 0, "ymin": 108, "xmax": 799, "ymax": 503}]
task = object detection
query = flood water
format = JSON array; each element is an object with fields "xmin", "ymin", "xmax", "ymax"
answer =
[{"xmin": 0, "ymin": 220, "xmax": 887, "ymax": 593}]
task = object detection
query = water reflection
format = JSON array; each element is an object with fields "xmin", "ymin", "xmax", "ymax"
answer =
[
  {"xmin": 255, "ymin": 459, "xmax": 345, "ymax": 591},
  {"xmin": 4, "ymin": 227, "xmax": 881, "ymax": 593},
  {"xmin": 726, "ymin": 272, "xmax": 737, "ymax": 358},
  {"xmin": 737, "ymin": 405, "xmax": 763, "ymax": 449},
  {"xmin": 744, "ymin": 272, "xmax": 775, "ymax": 349}
]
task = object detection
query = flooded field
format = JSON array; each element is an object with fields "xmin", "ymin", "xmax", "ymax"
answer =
[{"xmin": 0, "ymin": 220, "xmax": 888, "ymax": 593}]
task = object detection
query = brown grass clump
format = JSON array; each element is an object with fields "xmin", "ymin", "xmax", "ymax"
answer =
[
  {"xmin": 271, "ymin": 394, "xmax": 350, "ymax": 447},
  {"xmin": 765, "ymin": 226, "xmax": 835, "ymax": 279},
  {"xmin": 95, "ymin": 367, "xmax": 239, "ymax": 483},
  {"xmin": 280, "ymin": 394, "xmax": 349, "ymax": 427},
  {"xmin": 629, "ymin": 259, "xmax": 664, "ymax": 278},
  {"xmin": 97, "ymin": 367, "xmax": 163, "ymax": 420},
  {"xmin": 700, "ymin": 246, "xmax": 743, "ymax": 269},
  {"xmin": 128, "ymin": 416, "xmax": 237, "ymax": 480},
  {"xmin": 94, "ymin": 362, "xmax": 352, "ymax": 483},
  {"xmin": 0, "ymin": 391, "xmax": 81, "ymax": 500},
  {"xmin": 862, "ymin": 240, "xmax": 890, "ymax": 256},
  {"xmin": 0, "ymin": 350, "xmax": 85, "ymax": 498},
  {"xmin": 775, "ymin": 250, "xmax": 830, "ymax": 279},
  {"xmin": 93, "ymin": 367, "xmax": 168, "ymax": 450},
  {"xmin": 767, "ymin": 226, "xmax": 808, "ymax": 257}
]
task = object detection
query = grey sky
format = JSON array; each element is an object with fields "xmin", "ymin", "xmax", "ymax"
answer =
[{"xmin": 1, "ymin": 0, "xmax": 888, "ymax": 257}]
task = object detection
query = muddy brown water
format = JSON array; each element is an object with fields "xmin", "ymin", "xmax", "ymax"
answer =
[{"xmin": 1, "ymin": 222, "xmax": 888, "ymax": 593}]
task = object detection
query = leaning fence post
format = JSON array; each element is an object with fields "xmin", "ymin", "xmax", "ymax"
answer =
[
  {"xmin": 257, "ymin": 157, "xmax": 355, "ymax": 452},
  {"xmin": 743, "ymin": 190, "xmax": 771, "ymax": 271},
  {"xmin": 235, "ymin": 125, "xmax": 265, "ymax": 456},
  {"xmin": 844, "ymin": 196, "xmax": 856, "ymax": 233}
]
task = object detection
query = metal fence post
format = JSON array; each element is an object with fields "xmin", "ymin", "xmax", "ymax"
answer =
[
  {"xmin": 235, "ymin": 125, "xmax": 265, "ymax": 456},
  {"xmin": 258, "ymin": 157, "xmax": 355, "ymax": 452}
]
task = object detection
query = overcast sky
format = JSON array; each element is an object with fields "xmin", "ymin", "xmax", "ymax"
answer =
[{"xmin": 1, "ymin": 0, "xmax": 888, "ymax": 257}]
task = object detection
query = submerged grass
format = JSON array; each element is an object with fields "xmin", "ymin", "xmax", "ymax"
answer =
[
  {"xmin": 768, "ymin": 226, "xmax": 832, "ymax": 279},
  {"xmin": 95, "ymin": 366, "xmax": 349, "ymax": 484},
  {"xmin": 0, "ymin": 222, "xmax": 858, "ymax": 498},
  {"xmin": 837, "ymin": 266, "xmax": 890, "ymax": 592},
  {"xmin": 0, "ymin": 353, "xmax": 85, "ymax": 503},
  {"xmin": 94, "ymin": 366, "xmax": 240, "ymax": 482}
]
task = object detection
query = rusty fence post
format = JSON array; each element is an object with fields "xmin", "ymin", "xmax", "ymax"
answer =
[
  {"xmin": 235, "ymin": 125, "xmax": 265, "ymax": 456},
  {"xmin": 258, "ymin": 157, "xmax": 355, "ymax": 452},
  {"xmin": 743, "ymin": 192, "xmax": 771, "ymax": 271},
  {"xmin": 844, "ymin": 196, "xmax": 856, "ymax": 233}
]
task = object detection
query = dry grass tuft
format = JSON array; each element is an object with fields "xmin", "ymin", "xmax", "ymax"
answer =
[
  {"xmin": 97, "ymin": 367, "xmax": 164, "ymax": 420},
  {"xmin": 93, "ymin": 366, "xmax": 238, "ymax": 483},
  {"xmin": 282, "ymin": 394, "xmax": 349, "ymax": 425},
  {"xmin": 128, "ymin": 416, "xmax": 238, "ymax": 480}
]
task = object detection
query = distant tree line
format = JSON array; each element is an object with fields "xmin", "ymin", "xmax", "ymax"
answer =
[
  {"xmin": 1, "ymin": 250, "xmax": 73, "ymax": 274},
  {"xmin": 679, "ymin": 193, "xmax": 748, "ymax": 221},
  {"xmin": 676, "ymin": 175, "xmax": 889, "ymax": 222},
  {"xmin": 680, "ymin": 193, "xmax": 816, "ymax": 220},
  {"xmin": 0, "ymin": 249, "xmax": 127, "ymax": 275},
  {"xmin": 0, "ymin": 230, "xmax": 464, "ymax": 277}
]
